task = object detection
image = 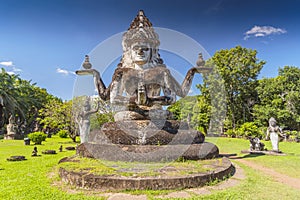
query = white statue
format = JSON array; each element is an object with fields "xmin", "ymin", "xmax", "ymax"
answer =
[
  {"xmin": 266, "ymin": 117, "xmax": 284, "ymax": 152},
  {"xmin": 76, "ymin": 98, "xmax": 98, "ymax": 143}
]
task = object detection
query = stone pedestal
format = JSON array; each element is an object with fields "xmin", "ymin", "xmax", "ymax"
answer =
[
  {"xmin": 4, "ymin": 134, "xmax": 15, "ymax": 140},
  {"xmin": 89, "ymin": 120, "xmax": 204, "ymax": 145},
  {"xmin": 77, "ymin": 119, "xmax": 219, "ymax": 162}
]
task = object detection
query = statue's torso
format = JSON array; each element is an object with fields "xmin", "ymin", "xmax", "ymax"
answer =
[{"xmin": 113, "ymin": 66, "xmax": 181, "ymax": 97}]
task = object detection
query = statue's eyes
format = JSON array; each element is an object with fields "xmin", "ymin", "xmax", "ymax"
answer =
[{"xmin": 133, "ymin": 46, "xmax": 149, "ymax": 51}]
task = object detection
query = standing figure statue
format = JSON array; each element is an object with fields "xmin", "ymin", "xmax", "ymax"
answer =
[
  {"xmin": 76, "ymin": 98, "xmax": 98, "ymax": 143},
  {"xmin": 4, "ymin": 115, "xmax": 16, "ymax": 140},
  {"xmin": 266, "ymin": 117, "xmax": 284, "ymax": 152},
  {"xmin": 76, "ymin": 10, "xmax": 207, "ymax": 121}
]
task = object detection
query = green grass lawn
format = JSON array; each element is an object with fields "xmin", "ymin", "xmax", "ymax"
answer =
[
  {"xmin": 1, "ymin": 136, "xmax": 300, "ymax": 200},
  {"xmin": 206, "ymin": 137, "xmax": 300, "ymax": 178}
]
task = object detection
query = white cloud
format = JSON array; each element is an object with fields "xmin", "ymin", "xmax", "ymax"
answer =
[
  {"xmin": 12, "ymin": 67, "xmax": 22, "ymax": 72},
  {"xmin": 56, "ymin": 68, "xmax": 75, "ymax": 76},
  {"xmin": 7, "ymin": 71, "xmax": 15, "ymax": 75},
  {"xmin": 244, "ymin": 25, "xmax": 287, "ymax": 40},
  {"xmin": 0, "ymin": 61, "xmax": 14, "ymax": 67}
]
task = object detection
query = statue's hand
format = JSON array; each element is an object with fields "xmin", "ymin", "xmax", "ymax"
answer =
[
  {"xmin": 76, "ymin": 69, "xmax": 100, "ymax": 77},
  {"xmin": 147, "ymin": 96, "xmax": 174, "ymax": 106},
  {"xmin": 192, "ymin": 66, "xmax": 212, "ymax": 74}
]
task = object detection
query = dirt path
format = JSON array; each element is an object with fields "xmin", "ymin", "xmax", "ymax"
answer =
[{"xmin": 234, "ymin": 158, "xmax": 300, "ymax": 191}]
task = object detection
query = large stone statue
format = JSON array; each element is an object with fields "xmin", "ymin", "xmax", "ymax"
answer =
[
  {"xmin": 266, "ymin": 117, "xmax": 284, "ymax": 152},
  {"xmin": 76, "ymin": 10, "xmax": 206, "ymax": 121},
  {"xmin": 63, "ymin": 10, "xmax": 233, "ymax": 192},
  {"xmin": 76, "ymin": 97, "xmax": 98, "ymax": 143},
  {"xmin": 75, "ymin": 10, "xmax": 218, "ymax": 162}
]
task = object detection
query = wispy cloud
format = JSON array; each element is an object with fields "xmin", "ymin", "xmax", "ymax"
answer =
[
  {"xmin": 244, "ymin": 25, "xmax": 287, "ymax": 40},
  {"xmin": 56, "ymin": 68, "xmax": 75, "ymax": 76},
  {"xmin": 205, "ymin": 0, "xmax": 224, "ymax": 14},
  {"xmin": 0, "ymin": 61, "xmax": 14, "ymax": 67},
  {"xmin": 0, "ymin": 60, "xmax": 22, "ymax": 75}
]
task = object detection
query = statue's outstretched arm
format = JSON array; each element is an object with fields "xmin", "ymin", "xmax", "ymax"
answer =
[
  {"xmin": 180, "ymin": 53, "xmax": 209, "ymax": 97},
  {"xmin": 180, "ymin": 67, "xmax": 198, "ymax": 97},
  {"xmin": 76, "ymin": 69, "xmax": 109, "ymax": 100}
]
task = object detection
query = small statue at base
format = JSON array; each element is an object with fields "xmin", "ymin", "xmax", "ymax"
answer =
[
  {"xmin": 249, "ymin": 137, "xmax": 265, "ymax": 151},
  {"xmin": 76, "ymin": 97, "xmax": 99, "ymax": 143},
  {"xmin": 266, "ymin": 117, "xmax": 284, "ymax": 153},
  {"xmin": 32, "ymin": 146, "xmax": 38, "ymax": 157}
]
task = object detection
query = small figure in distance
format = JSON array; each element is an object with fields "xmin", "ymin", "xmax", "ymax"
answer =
[{"xmin": 32, "ymin": 146, "xmax": 38, "ymax": 157}]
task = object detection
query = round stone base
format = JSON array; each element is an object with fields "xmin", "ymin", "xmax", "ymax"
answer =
[{"xmin": 59, "ymin": 157, "xmax": 234, "ymax": 191}]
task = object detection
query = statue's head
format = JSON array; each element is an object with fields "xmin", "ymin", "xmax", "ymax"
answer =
[
  {"xmin": 83, "ymin": 98, "xmax": 91, "ymax": 111},
  {"xmin": 269, "ymin": 117, "xmax": 277, "ymax": 126},
  {"xmin": 120, "ymin": 10, "xmax": 163, "ymax": 68}
]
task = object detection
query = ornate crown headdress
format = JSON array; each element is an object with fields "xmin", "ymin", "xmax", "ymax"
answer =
[
  {"xmin": 120, "ymin": 10, "xmax": 164, "ymax": 67},
  {"xmin": 122, "ymin": 10, "xmax": 160, "ymax": 50}
]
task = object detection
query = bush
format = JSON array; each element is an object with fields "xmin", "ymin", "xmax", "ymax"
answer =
[
  {"xmin": 225, "ymin": 129, "xmax": 237, "ymax": 138},
  {"xmin": 57, "ymin": 130, "xmax": 68, "ymax": 138},
  {"xmin": 27, "ymin": 132, "xmax": 47, "ymax": 145},
  {"xmin": 237, "ymin": 122, "xmax": 261, "ymax": 138}
]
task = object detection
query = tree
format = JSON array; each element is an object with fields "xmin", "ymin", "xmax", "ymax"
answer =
[
  {"xmin": 37, "ymin": 99, "xmax": 78, "ymax": 142},
  {"xmin": 209, "ymin": 46, "xmax": 265, "ymax": 130},
  {"xmin": 254, "ymin": 66, "xmax": 300, "ymax": 131},
  {"xmin": 0, "ymin": 68, "xmax": 55, "ymax": 136},
  {"xmin": 0, "ymin": 69, "xmax": 23, "ymax": 127}
]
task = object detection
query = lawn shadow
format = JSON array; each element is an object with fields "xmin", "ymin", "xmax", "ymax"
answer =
[{"xmin": 223, "ymin": 152, "xmax": 265, "ymax": 160}]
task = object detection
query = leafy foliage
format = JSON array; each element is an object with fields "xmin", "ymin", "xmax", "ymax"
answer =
[
  {"xmin": 254, "ymin": 66, "xmax": 300, "ymax": 131},
  {"xmin": 37, "ymin": 99, "xmax": 77, "ymax": 142},
  {"xmin": 209, "ymin": 46, "xmax": 265, "ymax": 130},
  {"xmin": 27, "ymin": 131, "xmax": 47, "ymax": 145},
  {"xmin": 58, "ymin": 130, "xmax": 69, "ymax": 138},
  {"xmin": 236, "ymin": 122, "xmax": 261, "ymax": 138},
  {"xmin": 0, "ymin": 68, "xmax": 57, "ymax": 135}
]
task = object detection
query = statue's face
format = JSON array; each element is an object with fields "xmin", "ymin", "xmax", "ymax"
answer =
[
  {"xmin": 131, "ymin": 42, "xmax": 151, "ymax": 66},
  {"xmin": 83, "ymin": 103, "xmax": 90, "ymax": 111},
  {"xmin": 270, "ymin": 121, "xmax": 276, "ymax": 126}
]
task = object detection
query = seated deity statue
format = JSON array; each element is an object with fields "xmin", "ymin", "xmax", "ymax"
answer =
[{"xmin": 76, "ymin": 10, "xmax": 206, "ymax": 121}]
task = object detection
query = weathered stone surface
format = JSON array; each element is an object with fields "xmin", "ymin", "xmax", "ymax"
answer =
[
  {"xmin": 65, "ymin": 146, "xmax": 76, "ymax": 151},
  {"xmin": 7, "ymin": 156, "xmax": 26, "ymax": 161},
  {"xmin": 88, "ymin": 120, "xmax": 203, "ymax": 145},
  {"xmin": 76, "ymin": 142, "xmax": 218, "ymax": 162},
  {"xmin": 59, "ymin": 157, "xmax": 233, "ymax": 191},
  {"xmin": 42, "ymin": 150, "xmax": 57, "ymax": 154}
]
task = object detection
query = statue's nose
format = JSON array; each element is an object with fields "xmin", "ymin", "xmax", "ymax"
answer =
[{"xmin": 138, "ymin": 48, "xmax": 144, "ymax": 55}]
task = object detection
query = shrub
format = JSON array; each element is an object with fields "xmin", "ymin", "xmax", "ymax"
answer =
[
  {"xmin": 225, "ymin": 129, "xmax": 237, "ymax": 138},
  {"xmin": 58, "ymin": 130, "xmax": 68, "ymax": 138},
  {"xmin": 237, "ymin": 122, "xmax": 261, "ymax": 138},
  {"xmin": 27, "ymin": 132, "xmax": 47, "ymax": 145}
]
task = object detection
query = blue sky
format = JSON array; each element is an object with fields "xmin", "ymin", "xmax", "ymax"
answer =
[{"xmin": 0, "ymin": 0, "xmax": 299, "ymax": 100}]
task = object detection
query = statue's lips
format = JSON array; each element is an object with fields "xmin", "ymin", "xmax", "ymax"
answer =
[{"xmin": 136, "ymin": 55, "xmax": 145, "ymax": 59}]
